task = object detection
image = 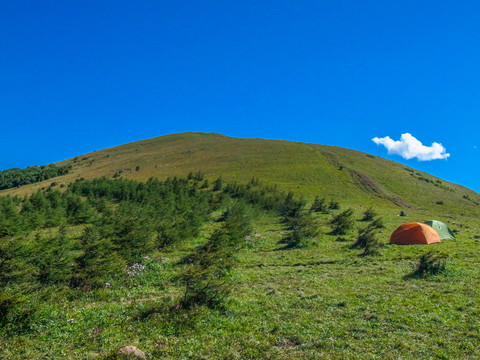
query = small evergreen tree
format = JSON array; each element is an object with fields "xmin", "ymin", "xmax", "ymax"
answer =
[
  {"xmin": 310, "ymin": 196, "xmax": 329, "ymax": 213},
  {"xmin": 329, "ymin": 208, "xmax": 355, "ymax": 235},
  {"xmin": 181, "ymin": 229, "xmax": 234, "ymax": 308},
  {"xmin": 352, "ymin": 223, "xmax": 382, "ymax": 256},
  {"xmin": 222, "ymin": 201, "xmax": 252, "ymax": 240},
  {"xmin": 181, "ymin": 201, "xmax": 252, "ymax": 308},
  {"xmin": 0, "ymin": 219, "xmax": 19, "ymax": 238},
  {"xmin": 281, "ymin": 210, "xmax": 319, "ymax": 248},
  {"xmin": 360, "ymin": 207, "xmax": 377, "ymax": 221},
  {"xmin": 281, "ymin": 192, "xmax": 305, "ymax": 223},
  {"xmin": 409, "ymin": 251, "xmax": 448, "ymax": 277},
  {"xmin": 0, "ymin": 291, "xmax": 36, "ymax": 331},
  {"xmin": 34, "ymin": 227, "xmax": 77, "ymax": 285},
  {"xmin": 0, "ymin": 237, "xmax": 36, "ymax": 288},
  {"xmin": 65, "ymin": 194, "xmax": 95, "ymax": 225},
  {"xmin": 72, "ymin": 225, "xmax": 125, "ymax": 288},
  {"xmin": 107, "ymin": 205, "xmax": 156, "ymax": 264},
  {"xmin": 328, "ymin": 199, "xmax": 340, "ymax": 210},
  {"xmin": 369, "ymin": 216, "xmax": 385, "ymax": 229},
  {"xmin": 213, "ymin": 177, "xmax": 223, "ymax": 191}
]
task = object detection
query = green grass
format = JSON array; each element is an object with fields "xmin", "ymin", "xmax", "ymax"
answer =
[
  {"xmin": 2, "ymin": 208, "xmax": 480, "ymax": 359},
  {"xmin": 1, "ymin": 132, "xmax": 480, "ymax": 359}
]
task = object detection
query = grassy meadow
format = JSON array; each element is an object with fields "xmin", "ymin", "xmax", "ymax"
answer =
[{"xmin": 1, "ymin": 133, "xmax": 480, "ymax": 359}]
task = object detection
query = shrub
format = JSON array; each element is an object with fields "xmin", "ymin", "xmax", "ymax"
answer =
[
  {"xmin": 0, "ymin": 292, "xmax": 36, "ymax": 331},
  {"xmin": 0, "ymin": 219, "xmax": 18, "ymax": 238},
  {"xmin": 71, "ymin": 225, "xmax": 125, "ymax": 288},
  {"xmin": 310, "ymin": 196, "xmax": 329, "ymax": 214},
  {"xmin": 213, "ymin": 177, "xmax": 223, "ymax": 191},
  {"xmin": 34, "ymin": 227, "xmax": 77, "ymax": 285},
  {"xmin": 369, "ymin": 216, "xmax": 385, "ymax": 229},
  {"xmin": 360, "ymin": 207, "xmax": 377, "ymax": 221},
  {"xmin": 353, "ymin": 225, "xmax": 373, "ymax": 249},
  {"xmin": 222, "ymin": 201, "xmax": 252, "ymax": 240},
  {"xmin": 0, "ymin": 237, "xmax": 36, "ymax": 289},
  {"xmin": 65, "ymin": 194, "xmax": 95, "ymax": 225},
  {"xmin": 181, "ymin": 228, "xmax": 241, "ymax": 309},
  {"xmin": 329, "ymin": 208, "xmax": 355, "ymax": 235},
  {"xmin": 280, "ymin": 211, "xmax": 319, "ymax": 248},
  {"xmin": 104, "ymin": 205, "xmax": 156, "ymax": 264},
  {"xmin": 181, "ymin": 202, "xmax": 252, "ymax": 308},
  {"xmin": 409, "ymin": 251, "xmax": 448, "ymax": 277},
  {"xmin": 353, "ymin": 224, "xmax": 382, "ymax": 256},
  {"xmin": 281, "ymin": 193, "xmax": 305, "ymax": 222},
  {"xmin": 328, "ymin": 200, "xmax": 340, "ymax": 210}
]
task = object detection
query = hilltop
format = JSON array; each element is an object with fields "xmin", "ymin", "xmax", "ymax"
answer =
[{"xmin": 2, "ymin": 132, "xmax": 479, "ymax": 216}]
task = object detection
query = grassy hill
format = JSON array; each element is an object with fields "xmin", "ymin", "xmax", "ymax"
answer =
[
  {"xmin": 1, "ymin": 132, "xmax": 480, "ymax": 359},
  {"xmin": 3, "ymin": 132, "xmax": 479, "ymax": 213}
]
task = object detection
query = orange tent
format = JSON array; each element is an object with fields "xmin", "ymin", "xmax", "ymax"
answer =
[{"xmin": 390, "ymin": 222, "xmax": 441, "ymax": 245}]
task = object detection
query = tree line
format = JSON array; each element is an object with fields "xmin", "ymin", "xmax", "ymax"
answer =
[{"xmin": 0, "ymin": 164, "xmax": 70, "ymax": 190}]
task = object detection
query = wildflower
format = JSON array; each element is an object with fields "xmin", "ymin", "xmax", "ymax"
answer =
[
  {"xmin": 105, "ymin": 282, "xmax": 111, "ymax": 288},
  {"xmin": 67, "ymin": 318, "xmax": 74, "ymax": 322},
  {"xmin": 124, "ymin": 263, "xmax": 146, "ymax": 276}
]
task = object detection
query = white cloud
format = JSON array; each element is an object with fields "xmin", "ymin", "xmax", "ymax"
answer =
[{"xmin": 372, "ymin": 133, "xmax": 450, "ymax": 161}]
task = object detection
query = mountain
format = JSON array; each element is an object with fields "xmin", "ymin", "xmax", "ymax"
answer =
[
  {"xmin": 2, "ymin": 132, "xmax": 479, "ymax": 217},
  {"xmin": 2, "ymin": 132, "xmax": 480, "ymax": 359}
]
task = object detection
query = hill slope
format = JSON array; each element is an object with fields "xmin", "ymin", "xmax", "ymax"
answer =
[
  {"xmin": 2, "ymin": 133, "xmax": 480, "ymax": 359},
  {"xmin": 2, "ymin": 132, "xmax": 478, "ymax": 216}
]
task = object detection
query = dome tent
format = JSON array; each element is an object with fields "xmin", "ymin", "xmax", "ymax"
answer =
[
  {"xmin": 424, "ymin": 220, "xmax": 455, "ymax": 240},
  {"xmin": 390, "ymin": 222, "xmax": 441, "ymax": 245}
]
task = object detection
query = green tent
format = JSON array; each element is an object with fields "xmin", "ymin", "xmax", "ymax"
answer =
[{"xmin": 424, "ymin": 220, "xmax": 455, "ymax": 240}]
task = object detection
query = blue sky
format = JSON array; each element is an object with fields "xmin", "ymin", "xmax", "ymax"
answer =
[{"xmin": 1, "ymin": 1, "xmax": 479, "ymax": 191}]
